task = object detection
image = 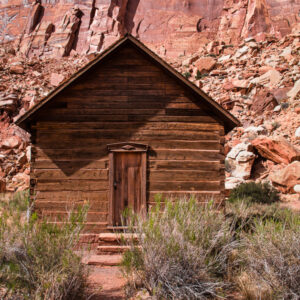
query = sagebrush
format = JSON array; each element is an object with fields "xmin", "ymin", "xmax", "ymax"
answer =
[
  {"xmin": 238, "ymin": 209, "xmax": 300, "ymax": 299},
  {"xmin": 122, "ymin": 197, "xmax": 239, "ymax": 299},
  {"xmin": 122, "ymin": 195, "xmax": 300, "ymax": 300},
  {"xmin": 0, "ymin": 191, "xmax": 90, "ymax": 300}
]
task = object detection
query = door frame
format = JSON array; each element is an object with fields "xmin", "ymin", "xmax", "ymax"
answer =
[{"xmin": 107, "ymin": 142, "xmax": 148, "ymax": 226}]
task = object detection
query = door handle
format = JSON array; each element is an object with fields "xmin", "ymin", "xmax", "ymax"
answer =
[{"xmin": 113, "ymin": 181, "xmax": 117, "ymax": 189}]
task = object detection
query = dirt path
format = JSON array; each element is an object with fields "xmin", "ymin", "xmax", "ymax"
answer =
[{"xmin": 88, "ymin": 266, "xmax": 126, "ymax": 300}]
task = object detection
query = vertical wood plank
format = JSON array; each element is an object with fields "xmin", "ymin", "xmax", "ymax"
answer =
[
  {"xmin": 108, "ymin": 152, "xmax": 114, "ymax": 226},
  {"xmin": 141, "ymin": 152, "xmax": 147, "ymax": 217}
]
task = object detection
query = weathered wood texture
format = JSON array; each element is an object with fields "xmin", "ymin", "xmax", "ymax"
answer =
[{"xmin": 31, "ymin": 44, "xmax": 225, "ymax": 233}]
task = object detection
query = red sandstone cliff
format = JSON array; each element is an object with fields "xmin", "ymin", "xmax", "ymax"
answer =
[
  {"xmin": 1, "ymin": 0, "xmax": 300, "ymax": 59},
  {"xmin": 0, "ymin": 0, "xmax": 299, "ymax": 205}
]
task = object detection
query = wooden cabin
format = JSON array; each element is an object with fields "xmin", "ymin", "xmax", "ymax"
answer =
[{"xmin": 16, "ymin": 35, "xmax": 239, "ymax": 233}]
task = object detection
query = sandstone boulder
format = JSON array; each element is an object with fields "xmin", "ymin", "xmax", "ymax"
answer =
[
  {"xmin": 6, "ymin": 172, "xmax": 30, "ymax": 192},
  {"xmin": 252, "ymin": 138, "xmax": 300, "ymax": 164},
  {"xmin": 182, "ymin": 55, "xmax": 199, "ymax": 66},
  {"xmin": 50, "ymin": 73, "xmax": 65, "ymax": 87},
  {"xmin": 10, "ymin": 64, "xmax": 25, "ymax": 74},
  {"xmin": 226, "ymin": 142, "xmax": 256, "ymax": 180},
  {"xmin": 244, "ymin": 125, "xmax": 267, "ymax": 135},
  {"xmin": 287, "ymin": 79, "xmax": 300, "ymax": 99},
  {"xmin": 225, "ymin": 177, "xmax": 245, "ymax": 190},
  {"xmin": 295, "ymin": 127, "xmax": 300, "ymax": 140},
  {"xmin": 235, "ymin": 46, "xmax": 249, "ymax": 58},
  {"xmin": 252, "ymin": 69, "xmax": 282, "ymax": 88},
  {"xmin": 270, "ymin": 161, "xmax": 300, "ymax": 193},
  {"xmin": 251, "ymin": 88, "xmax": 278, "ymax": 114},
  {"xmin": 195, "ymin": 57, "xmax": 216, "ymax": 74},
  {"xmin": 0, "ymin": 93, "xmax": 18, "ymax": 113},
  {"xmin": 1, "ymin": 136, "xmax": 21, "ymax": 150},
  {"xmin": 294, "ymin": 184, "xmax": 300, "ymax": 193}
]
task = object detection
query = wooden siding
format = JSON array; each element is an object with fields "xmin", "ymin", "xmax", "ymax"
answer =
[{"xmin": 31, "ymin": 44, "xmax": 225, "ymax": 233}]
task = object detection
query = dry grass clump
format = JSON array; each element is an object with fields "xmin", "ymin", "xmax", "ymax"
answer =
[
  {"xmin": 122, "ymin": 197, "xmax": 239, "ymax": 299},
  {"xmin": 238, "ymin": 209, "xmax": 300, "ymax": 300},
  {"xmin": 122, "ymin": 195, "xmax": 300, "ymax": 300},
  {"xmin": 0, "ymin": 191, "xmax": 90, "ymax": 300}
]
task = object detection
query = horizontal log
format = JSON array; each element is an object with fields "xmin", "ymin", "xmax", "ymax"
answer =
[
  {"xmin": 149, "ymin": 181, "xmax": 222, "ymax": 191},
  {"xmin": 36, "ymin": 122, "xmax": 221, "ymax": 131},
  {"xmin": 34, "ymin": 147, "xmax": 108, "ymax": 160},
  {"xmin": 148, "ymin": 191, "xmax": 223, "ymax": 202},
  {"xmin": 148, "ymin": 140, "xmax": 221, "ymax": 151},
  {"xmin": 34, "ymin": 138, "xmax": 221, "ymax": 149},
  {"xmin": 35, "ymin": 200, "xmax": 108, "ymax": 212},
  {"xmin": 59, "ymin": 94, "xmax": 194, "ymax": 104},
  {"xmin": 36, "ymin": 129, "xmax": 220, "ymax": 142},
  {"xmin": 149, "ymin": 170, "xmax": 224, "ymax": 181},
  {"xmin": 33, "ymin": 160, "xmax": 108, "ymax": 169},
  {"xmin": 148, "ymin": 160, "xmax": 223, "ymax": 171},
  {"xmin": 92, "ymin": 65, "xmax": 161, "ymax": 73},
  {"xmin": 128, "ymin": 115, "xmax": 218, "ymax": 123},
  {"xmin": 33, "ymin": 169, "xmax": 108, "ymax": 180},
  {"xmin": 35, "ymin": 191, "xmax": 108, "ymax": 202},
  {"xmin": 33, "ymin": 140, "xmax": 221, "ymax": 151},
  {"xmin": 39, "ymin": 108, "xmax": 169, "ymax": 116},
  {"xmin": 73, "ymin": 82, "xmax": 179, "ymax": 91},
  {"xmin": 34, "ymin": 148, "xmax": 222, "ymax": 162},
  {"xmin": 35, "ymin": 114, "xmax": 130, "ymax": 122},
  {"xmin": 35, "ymin": 179, "xmax": 108, "ymax": 191},
  {"xmin": 64, "ymin": 102, "xmax": 204, "ymax": 110},
  {"xmin": 108, "ymin": 58, "xmax": 154, "ymax": 66},
  {"xmin": 59, "ymin": 94, "xmax": 129, "ymax": 102},
  {"xmin": 150, "ymin": 149, "xmax": 223, "ymax": 161},
  {"xmin": 35, "ymin": 115, "xmax": 218, "ymax": 123},
  {"xmin": 69, "ymin": 88, "xmax": 183, "ymax": 96},
  {"xmin": 66, "ymin": 102, "xmax": 168, "ymax": 109},
  {"xmin": 41, "ymin": 211, "xmax": 108, "ymax": 223}
]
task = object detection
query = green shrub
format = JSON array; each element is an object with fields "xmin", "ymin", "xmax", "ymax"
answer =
[
  {"xmin": 183, "ymin": 71, "xmax": 191, "ymax": 79},
  {"xmin": 0, "ymin": 191, "xmax": 90, "ymax": 300},
  {"xmin": 122, "ymin": 197, "xmax": 238, "ymax": 299},
  {"xmin": 195, "ymin": 70, "xmax": 202, "ymax": 80},
  {"xmin": 228, "ymin": 182, "xmax": 280, "ymax": 204}
]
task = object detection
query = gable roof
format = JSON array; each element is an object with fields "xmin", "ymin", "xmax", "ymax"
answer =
[{"xmin": 15, "ymin": 34, "xmax": 240, "ymax": 133}]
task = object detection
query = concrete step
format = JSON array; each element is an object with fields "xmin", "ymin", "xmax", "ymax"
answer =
[
  {"xmin": 97, "ymin": 245, "xmax": 131, "ymax": 255},
  {"xmin": 83, "ymin": 254, "xmax": 123, "ymax": 266}
]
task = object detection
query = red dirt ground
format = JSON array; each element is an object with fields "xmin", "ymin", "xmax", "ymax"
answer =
[{"xmin": 88, "ymin": 266, "xmax": 126, "ymax": 300}]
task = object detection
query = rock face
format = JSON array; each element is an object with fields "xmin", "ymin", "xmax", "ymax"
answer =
[
  {"xmin": 0, "ymin": 0, "xmax": 300, "ymax": 199},
  {"xmin": 251, "ymin": 138, "xmax": 300, "ymax": 165},
  {"xmin": 1, "ymin": 0, "xmax": 300, "ymax": 58}
]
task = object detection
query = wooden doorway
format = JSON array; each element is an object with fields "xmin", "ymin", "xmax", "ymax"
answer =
[{"xmin": 108, "ymin": 143, "xmax": 148, "ymax": 226}]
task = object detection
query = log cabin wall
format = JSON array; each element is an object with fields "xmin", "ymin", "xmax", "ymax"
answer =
[{"xmin": 30, "ymin": 44, "xmax": 225, "ymax": 233}]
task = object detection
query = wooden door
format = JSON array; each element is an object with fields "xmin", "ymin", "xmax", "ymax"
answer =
[{"xmin": 108, "ymin": 143, "xmax": 148, "ymax": 226}]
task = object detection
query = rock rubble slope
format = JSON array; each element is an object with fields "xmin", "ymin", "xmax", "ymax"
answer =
[{"xmin": 0, "ymin": 0, "xmax": 299, "ymax": 204}]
